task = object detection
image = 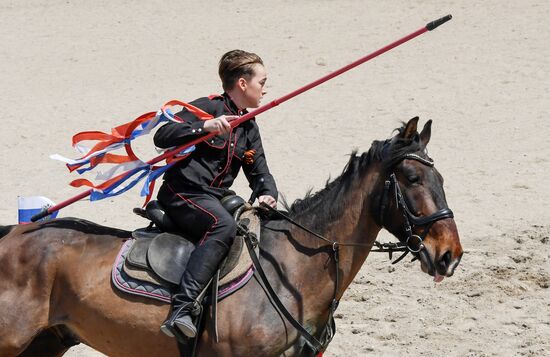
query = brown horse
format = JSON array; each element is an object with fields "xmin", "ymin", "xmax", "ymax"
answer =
[{"xmin": 0, "ymin": 118, "xmax": 462, "ymax": 357}]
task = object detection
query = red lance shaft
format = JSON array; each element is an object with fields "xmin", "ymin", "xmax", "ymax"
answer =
[{"xmin": 31, "ymin": 15, "xmax": 452, "ymax": 222}]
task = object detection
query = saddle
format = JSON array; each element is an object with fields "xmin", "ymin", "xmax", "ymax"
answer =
[
  {"xmin": 125, "ymin": 194, "xmax": 259, "ymax": 291},
  {"xmin": 108, "ymin": 193, "xmax": 261, "ymax": 351}
]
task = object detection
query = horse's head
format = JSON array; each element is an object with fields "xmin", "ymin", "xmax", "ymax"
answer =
[{"xmin": 375, "ymin": 117, "xmax": 463, "ymax": 281}]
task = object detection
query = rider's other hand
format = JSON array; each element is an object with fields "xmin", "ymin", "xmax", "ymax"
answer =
[{"xmin": 258, "ymin": 195, "xmax": 277, "ymax": 209}]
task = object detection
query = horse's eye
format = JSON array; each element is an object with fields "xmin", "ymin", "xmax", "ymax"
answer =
[{"xmin": 407, "ymin": 175, "xmax": 420, "ymax": 183}]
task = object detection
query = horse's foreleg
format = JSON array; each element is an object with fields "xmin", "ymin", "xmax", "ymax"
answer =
[
  {"xmin": 0, "ymin": 284, "xmax": 51, "ymax": 356},
  {"xmin": 17, "ymin": 326, "xmax": 78, "ymax": 357},
  {"xmin": 0, "ymin": 229, "xmax": 57, "ymax": 356}
]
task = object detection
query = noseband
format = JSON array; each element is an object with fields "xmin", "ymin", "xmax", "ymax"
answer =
[{"xmin": 379, "ymin": 153, "xmax": 454, "ymax": 262}]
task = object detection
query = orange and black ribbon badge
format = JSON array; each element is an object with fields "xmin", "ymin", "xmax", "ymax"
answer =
[{"xmin": 244, "ymin": 149, "xmax": 256, "ymax": 165}]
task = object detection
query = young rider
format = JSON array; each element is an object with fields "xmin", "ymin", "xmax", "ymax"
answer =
[{"xmin": 154, "ymin": 49, "xmax": 278, "ymax": 339}]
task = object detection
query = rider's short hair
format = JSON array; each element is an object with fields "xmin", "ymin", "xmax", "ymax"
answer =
[{"xmin": 219, "ymin": 50, "xmax": 263, "ymax": 91}]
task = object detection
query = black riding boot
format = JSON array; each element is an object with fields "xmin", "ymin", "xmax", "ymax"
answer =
[{"xmin": 161, "ymin": 239, "xmax": 230, "ymax": 339}]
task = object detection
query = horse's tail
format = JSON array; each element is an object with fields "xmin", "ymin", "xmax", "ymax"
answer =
[{"xmin": 0, "ymin": 225, "xmax": 14, "ymax": 240}]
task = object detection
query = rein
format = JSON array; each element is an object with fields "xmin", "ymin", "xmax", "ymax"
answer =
[{"xmin": 240, "ymin": 225, "xmax": 332, "ymax": 354}]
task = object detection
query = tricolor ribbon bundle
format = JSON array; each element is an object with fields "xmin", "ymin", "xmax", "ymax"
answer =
[{"xmin": 51, "ymin": 100, "xmax": 213, "ymax": 205}]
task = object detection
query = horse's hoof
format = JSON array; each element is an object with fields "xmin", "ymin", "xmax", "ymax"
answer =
[{"xmin": 175, "ymin": 315, "xmax": 197, "ymax": 338}]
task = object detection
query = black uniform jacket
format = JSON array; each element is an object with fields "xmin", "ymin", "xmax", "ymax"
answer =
[{"xmin": 154, "ymin": 93, "xmax": 278, "ymax": 200}]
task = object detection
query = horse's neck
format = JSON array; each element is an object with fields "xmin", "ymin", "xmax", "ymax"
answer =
[
  {"xmin": 265, "ymin": 166, "xmax": 382, "ymax": 326},
  {"xmin": 302, "ymin": 168, "xmax": 382, "ymax": 295}
]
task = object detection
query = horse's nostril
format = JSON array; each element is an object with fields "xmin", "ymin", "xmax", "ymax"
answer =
[{"xmin": 437, "ymin": 250, "xmax": 452, "ymax": 272}]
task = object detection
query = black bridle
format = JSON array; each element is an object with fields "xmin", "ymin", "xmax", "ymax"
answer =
[{"xmin": 241, "ymin": 151, "xmax": 455, "ymax": 354}]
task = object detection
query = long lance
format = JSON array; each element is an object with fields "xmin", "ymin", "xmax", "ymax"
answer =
[{"xmin": 31, "ymin": 14, "xmax": 452, "ymax": 222}]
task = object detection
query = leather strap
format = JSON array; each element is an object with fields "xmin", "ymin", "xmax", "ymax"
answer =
[
  {"xmin": 263, "ymin": 206, "xmax": 372, "ymax": 248},
  {"xmin": 211, "ymin": 269, "xmax": 220, "ymax": 343},
  {"xmin": 243, "ymin": 232, "xmax": 324, "ymax": 353},
  {"xmin": 379, "ymin": 179, "xmax": 391, "ymax": 226}
]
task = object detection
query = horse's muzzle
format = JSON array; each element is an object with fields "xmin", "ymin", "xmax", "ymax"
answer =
[{"xmin": 419, "ymin": 246, "xmax": 463, "ymax": 280}]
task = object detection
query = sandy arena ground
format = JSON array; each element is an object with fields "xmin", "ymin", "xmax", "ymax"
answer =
[{"xmin": 1, "ymin": 0, "xmax": 549, "ymax": 356}]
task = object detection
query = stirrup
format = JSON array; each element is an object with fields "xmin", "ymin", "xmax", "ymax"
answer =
[
  {"xmin": 160, "ymin": 319, "xmax": 194, "ymax": 344},
  {"xmin": 174, "ymin": 314, "xmax": 197, "ymax": 338},
  {"xmin": 161, "ymin": 280, "xmax": 209, "ymax": 339},
  {"xmin": 160, "ymin": 320, "xmax": 177, "ymax": 338},
  {"xmin": 161, "ymin": 315, "xmax": 197, "ymax": 338},
  {"xmin": 161, "ymin": 301, "xmax": 201, "ymax": 338}
]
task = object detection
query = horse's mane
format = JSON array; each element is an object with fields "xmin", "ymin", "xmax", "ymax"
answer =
[
  {"xmin": 0, "ymin": 225, "xmax": 14, "ymax": 239},
  {"xmin": 24, "ymin": 218, "xmax": 131, "ymax": 238},
  {"xmin": 284, "ymin": 122, "xmax": 424, "ymax": 226}
]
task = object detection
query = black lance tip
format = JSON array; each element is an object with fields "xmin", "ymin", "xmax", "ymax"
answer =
[{"xmin": 426, "ymin": 14, "xmax": 452, "ymax": 31}]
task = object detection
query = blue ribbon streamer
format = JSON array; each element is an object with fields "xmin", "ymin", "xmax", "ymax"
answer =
[{"xmin": 90, "ymin": 166, "xmax": 149, "ymax": 201}]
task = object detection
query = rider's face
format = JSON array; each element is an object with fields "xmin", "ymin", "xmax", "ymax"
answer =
[{"xmin": 242, "ymin": 64, "xmax": 267, "ymax": 108}]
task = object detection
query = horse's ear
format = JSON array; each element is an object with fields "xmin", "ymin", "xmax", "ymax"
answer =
[
  {"xmin": 401, "ymin": 116, "xmax": 419, "ymax": 140},
  {"xmin": 419, "ymin": 119, "xmax": 432, "ymax": 147}
]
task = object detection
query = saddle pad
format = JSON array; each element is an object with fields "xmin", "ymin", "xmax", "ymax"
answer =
[
  {"xmin": 112, "ymin": 239, "xmax": 254, "ymax": 303},
  {"xmin": 123, "ymin": 260, "xmax": 165, "ymax": 286},
  {"xmin": 218, "ymin": 209, "xmax": 261, "ymax": 284},
  {"xmin": 219, "ymin": 231, "xmax": 243, "ymax": 277},
  {"xmin": 112, "ymin": 240, "xmax": 173, "ymax": 302}
]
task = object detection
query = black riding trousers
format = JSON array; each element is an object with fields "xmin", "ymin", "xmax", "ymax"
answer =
[{"xmin": 158, "ymin": 183, "xmax": 236, "ymax": 286}]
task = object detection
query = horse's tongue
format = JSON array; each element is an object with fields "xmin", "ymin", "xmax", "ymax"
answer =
[{"xmin": 434, "ymin": 273, "xmax": 445, "ymax": 283}]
